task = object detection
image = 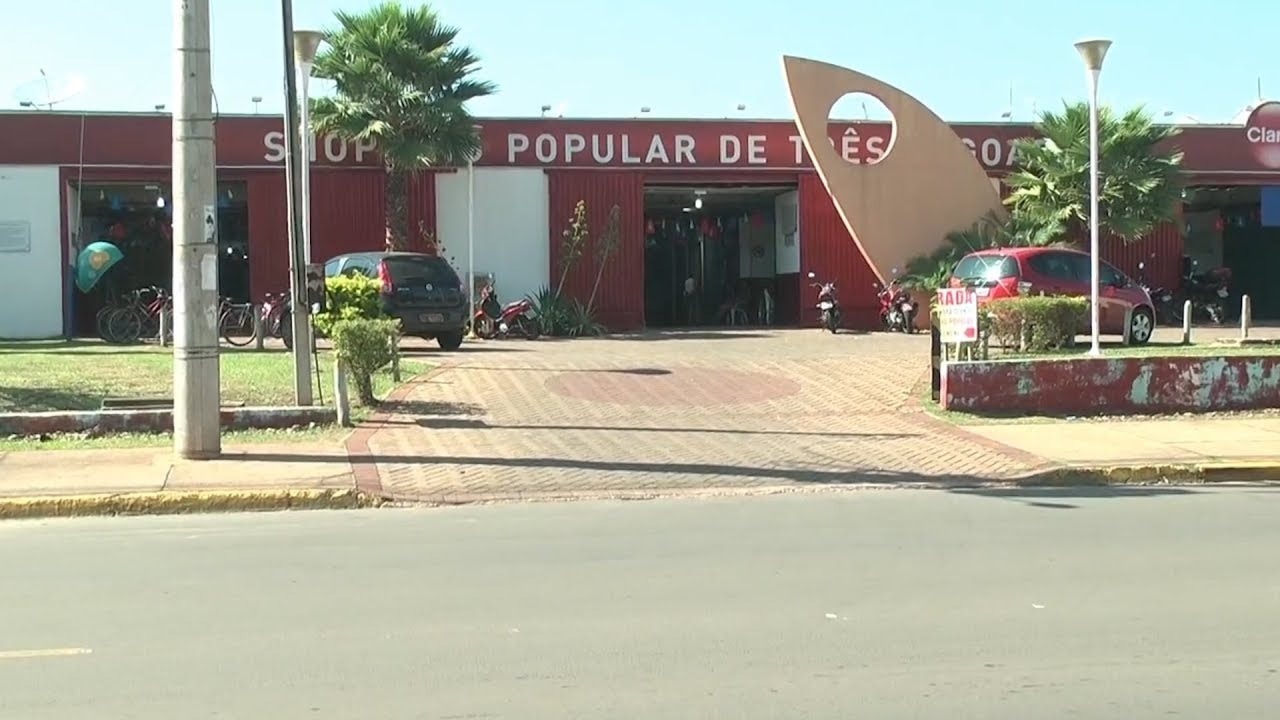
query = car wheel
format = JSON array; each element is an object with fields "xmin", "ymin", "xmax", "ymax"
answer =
[
  {"xmin": 1128, "ymin": 308, "xmax": 1154, "ymax": 346},
  {"xmin": 437, "ymin": 331, "xmax": 464, "ymax": 351}
]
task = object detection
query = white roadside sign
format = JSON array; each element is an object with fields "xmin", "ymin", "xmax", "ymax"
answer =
[{"xmin": 936, "ymin": 288, "xmax": 978, "ymax": 343}]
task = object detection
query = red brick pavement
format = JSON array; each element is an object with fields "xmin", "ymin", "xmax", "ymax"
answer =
[{"xmin": 345, "ymin": 330, "xmax": 1051, "ymax": 502}]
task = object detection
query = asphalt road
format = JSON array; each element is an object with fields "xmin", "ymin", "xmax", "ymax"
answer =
[{"xmin": 2, "ymin": 487, "xmax": 1279, "ymax": 719}]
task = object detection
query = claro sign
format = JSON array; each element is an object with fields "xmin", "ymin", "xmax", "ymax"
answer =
[
  {"xmin": 257, "ymin": 122, "xmax": 1028, "ymax": 170},
  {"xmin": 1245, "ymin": 101, "xmax": 1280, "ymax": 169}
]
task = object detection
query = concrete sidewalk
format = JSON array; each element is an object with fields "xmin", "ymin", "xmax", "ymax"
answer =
[
  {"xmin": 0, "ymin": 442, "xmax": 355, "ymax": 499},
  {"xmin": 962, "ymin": 416, "xmax": 1280, "ymax": 467}
]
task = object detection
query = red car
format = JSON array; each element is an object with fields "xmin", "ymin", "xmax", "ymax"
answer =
[{"xmin": 948, "ymin": 246, "xmax": 1156, "ymax": 345}]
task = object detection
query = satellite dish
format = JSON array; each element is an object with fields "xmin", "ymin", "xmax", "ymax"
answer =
[{"xmin": 11, "ymin": 69, "xmax": 86, "ymax": 110}]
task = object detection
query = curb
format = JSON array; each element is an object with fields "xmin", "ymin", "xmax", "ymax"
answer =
[
  {"xmin": 0, "ymin": 488, "xmax": 382, "ymax": 521},
  {"xmin": 344, "ymin": 363, "xmax": 457, "ymax": 496},
  {"xmin": 1018, "ymin": 462, "xmax": 1280, "ymax": 486}
]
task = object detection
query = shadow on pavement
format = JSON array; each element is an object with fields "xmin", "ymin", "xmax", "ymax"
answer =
[
  {"xmin": 0, "ymin": 385, "xmax": 106, "ymax": 414},
  {"xmin": 406, "ymin": 418, "xmax": 918, "ymax": 440},
  {"xmin": 603, "ymin": 330, "xmax": 775, "ymax": 341},
  {"xmin": 233, "ymin": 452, "xmax": 1029, "ymax": 487}
]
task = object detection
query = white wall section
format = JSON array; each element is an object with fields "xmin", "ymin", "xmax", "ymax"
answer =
[
  {"xmin": 0, "ymin": 166, "xmax": 63, "ymax": 339},
  {"xmin": 435, "ymin": 168, "xmax": 550, "ymax": 305}
]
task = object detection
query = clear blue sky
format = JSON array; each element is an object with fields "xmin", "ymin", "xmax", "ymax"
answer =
[{"xmin": 4, "ymin": 0, "xmax": 1272, "ymax": 123}]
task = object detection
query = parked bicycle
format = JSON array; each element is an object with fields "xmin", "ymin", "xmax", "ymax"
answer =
[
  {"xmin": 218, "ymin": 297, "xmax": 257, "ymax": 347},
  {"xmin": 96, "ymin": 286, "xmax": 171, "ymax": 345}
]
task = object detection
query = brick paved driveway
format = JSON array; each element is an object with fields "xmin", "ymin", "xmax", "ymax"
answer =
[{"xmin": 356, "ymin": 329, "xmax": 1048, "ymax": 502}]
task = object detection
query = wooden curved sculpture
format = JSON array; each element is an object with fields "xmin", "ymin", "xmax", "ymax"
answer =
[{"xmin": 782, "ymin": 56, "xmax": 1004, "ymax": 282}]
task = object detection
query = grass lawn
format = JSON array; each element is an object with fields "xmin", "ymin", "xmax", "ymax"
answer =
[{"xmin": 0, "ymin": 340, "xmax": 427, "ymax": 413}]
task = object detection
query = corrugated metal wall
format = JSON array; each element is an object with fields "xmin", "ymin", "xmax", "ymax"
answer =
[
  {"xmin": 407, "ymin": 170, "xmax": 438, "ymax": 251},
  {"xmin": 246, "ymin": 171, "xmax": 289, "ymax": 300},
  {"xmin": 1100, "ymin": 221, "xmax": 1185, "ymax": 293},
  {"xmin": 310, "ymin": 169, "xmax": 385, "ymax": 260},
  {"xmin": 797, "ymin": 173, "xmax": 881, "ymax": 329},
  {"xmin": 546, "ymin": 170, "xmax": 645, "ymax": 330},
  {"xmin": 244, "ymin": 169, "xmax": 440, "ymax": 300}
]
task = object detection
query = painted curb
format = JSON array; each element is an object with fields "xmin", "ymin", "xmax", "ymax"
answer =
[
  {"xmin": 1020, "ymin": 463, "xmax": 1280, "ymax": 486},
  {"xmin": 0, "ymin": 488, "xmax": 382, "ymax": 520}
]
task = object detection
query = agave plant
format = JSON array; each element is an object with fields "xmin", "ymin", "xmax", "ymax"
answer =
[{"xmin": 527, "ymin": 285, "xmax": 570, "ymax": 336}]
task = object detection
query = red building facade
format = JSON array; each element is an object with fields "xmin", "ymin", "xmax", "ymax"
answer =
[{"xmin": 1, "ymin": 110, "xmax": 1277, "ymax": 337}]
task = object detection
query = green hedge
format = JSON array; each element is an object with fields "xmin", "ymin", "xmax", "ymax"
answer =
[
  {"xmin": 983, "ymin": 296, "xmax": 1088, "ymax": 353},
  {"xmin": 331, "ymin": 317, "xmax": 401, "ymax": 406},
  {"xmin": 314, "ymin": 275, "xmax": 386, "ymax": 337}
]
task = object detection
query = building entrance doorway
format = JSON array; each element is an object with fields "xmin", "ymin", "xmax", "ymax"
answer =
[
  {"xmin": 1183, "ymin": 185, "xmax": 1280, "ymax": 320},
  {"xmin": 642, "ymin": 184, "xmax": 795, "ymax": 328}
]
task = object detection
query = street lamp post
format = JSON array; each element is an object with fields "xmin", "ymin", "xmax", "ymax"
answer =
[
  {"xmin": 464, "ymin": 126, "xmax": 482, "ymax": 339},
  {"xmin": 1075, "ymin": 37, "xmax": 1111, "ymax": 357},
  {"xmin": 278, "ymin": 1, "xmax": 313, "ymax": 405},
  {"xmin": 294, "ymin": 30, "xmax": 323, "ymax": 268}
]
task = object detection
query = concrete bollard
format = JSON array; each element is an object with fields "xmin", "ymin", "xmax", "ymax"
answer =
[
  {"xmin": 158, "ymin": 306, "xmax": 170, "ymax": 347},
  {"xmin": 391, "ymin": 338, "xmax": 402, "ymax": 382},
  {"xmin": 1241, "ymin": 294, "xmax": 1252, "ymax": 340},
  {"xmin": 1182, "ymin": 300, "xmax": 1193, "ymax": 345},
  {"xmin": 929, "ymin": 322, "xmax": 941, "ymax": 402},
  {"xmin": 252, "ymin": 303, "xmax": 265, "ymax": 351},
  {"xmin": 334, "ymin": 358, "xmax": 352, "ymax": 427}
]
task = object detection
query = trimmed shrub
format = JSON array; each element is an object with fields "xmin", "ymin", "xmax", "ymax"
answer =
[
  {"xmin": 330, "ymin": 317, "xmax": 401, "ymax": 406},
  {"xmin": 314, "ymin": 275, "xmax": 385, "ymax": 337},
  {"xmin": 984, "ymin": 296, "xmax": 1088, "ymax": 353}
]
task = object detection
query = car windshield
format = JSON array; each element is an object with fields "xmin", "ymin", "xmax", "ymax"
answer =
[
  {"xmin": 952, "ymin": 254, "xmax": 1017, "ymax": 282},
  {"xmin": 383, "ymin": 256, "xmax": 460, "ymax": 286}
]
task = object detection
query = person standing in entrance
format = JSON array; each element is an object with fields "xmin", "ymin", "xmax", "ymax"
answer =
[{"xmin": 684, "ymin": 275, "xmax": 698, "ymax": 326}]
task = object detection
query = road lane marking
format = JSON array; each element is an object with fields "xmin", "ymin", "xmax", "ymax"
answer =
[{"xmin": 0, "ymin": 648, "xmax": 93, "ymax": 660}]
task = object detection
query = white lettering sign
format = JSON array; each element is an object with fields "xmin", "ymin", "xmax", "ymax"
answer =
[
  {"xmin": 1247, "ymin": 126, "xmax": 1280, "ymax": 143},
  {"xmin": 262, "ymin": 131, "xmax": 374, "ymax": 163},
  {"xmin": 719, "ymin": 135, "xmax": 741, "ymax": 164},
  {"xmin": 470, "ymin": 129, "xmax": 1019, "ymax": 168}
]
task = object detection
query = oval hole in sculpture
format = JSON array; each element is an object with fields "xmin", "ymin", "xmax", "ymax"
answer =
[{"xmin": 827, "ymin": 92, "xmax": 896, "ymax": 166}]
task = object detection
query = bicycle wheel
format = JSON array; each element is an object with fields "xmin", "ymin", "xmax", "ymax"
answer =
[
  {"xmin": 107, "ymin": 307, "xmax": 144, "ymax": 345},
  {"xmin": 220, "ymin": 306, "xmax": 255, "ymax": 347},
  {"xmin": 96, "ymin": 306, "xmax": 118, "ymax": 341}
]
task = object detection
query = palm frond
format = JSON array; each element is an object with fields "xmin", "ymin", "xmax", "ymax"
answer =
[
  {"xmin": 1007, "ymin": 101, "xmax": 1182, "ymax": 244},
  {"xmin": 309, "ymin": 1, "xmax": 496, "ymax": 171}
]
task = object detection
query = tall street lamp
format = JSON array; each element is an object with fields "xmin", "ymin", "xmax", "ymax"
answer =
[
  {"xmin": 464, "ymin": 125, "xmax": 482, "ymax": 339},
  {"xmin": 1075, "ymin": 37, "xmax": 1111, "ymax": 357},
  {"xmin": 293, "ymin": 30, "xmax": 323, "ymax": 267}
]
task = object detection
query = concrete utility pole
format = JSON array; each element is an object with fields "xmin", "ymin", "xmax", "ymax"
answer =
[
  {"xmin": 280, "ymin": 0, "xmax": 314, "ymax": 405},
  {"xmin": 172, "ymin": 0, "xmax": 221, "ymax": 459}
]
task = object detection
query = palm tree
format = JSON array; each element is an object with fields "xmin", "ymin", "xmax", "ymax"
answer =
[
  {"xmin": 1004, "ymin": 102, "xmax": 1183, "ymax": 242},
  {"xmin": 310, "ymin": 2, "xmax": 496, "ymax": 251}
]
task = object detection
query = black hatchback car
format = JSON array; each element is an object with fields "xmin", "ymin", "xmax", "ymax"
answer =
[{"xmin": 323, "ymin": 251, "xmax": 469, "ymax": 350}]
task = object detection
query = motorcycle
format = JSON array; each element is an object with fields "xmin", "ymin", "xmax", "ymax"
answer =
[
  {"xmin": 1177, "ymin": 258, "xmax": 1231, "ymax": 325},
  {"xmin": 1135, "ymin": 259, "xmax": 1176, "ymax": 326},
  {"xmin": 263, "ymin": 291, "xmax": 295, "ymax": 350},
  {"xmin": 807, "ymin": 271, "xmax": 841, "ymax": 333},
  {"xmin": 876, "ymin": 271, "xmax": 916, "ymax": 333},
  {"xmin": 471, "ymin": 283, "xmax": 541, "ymax": 340}
]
